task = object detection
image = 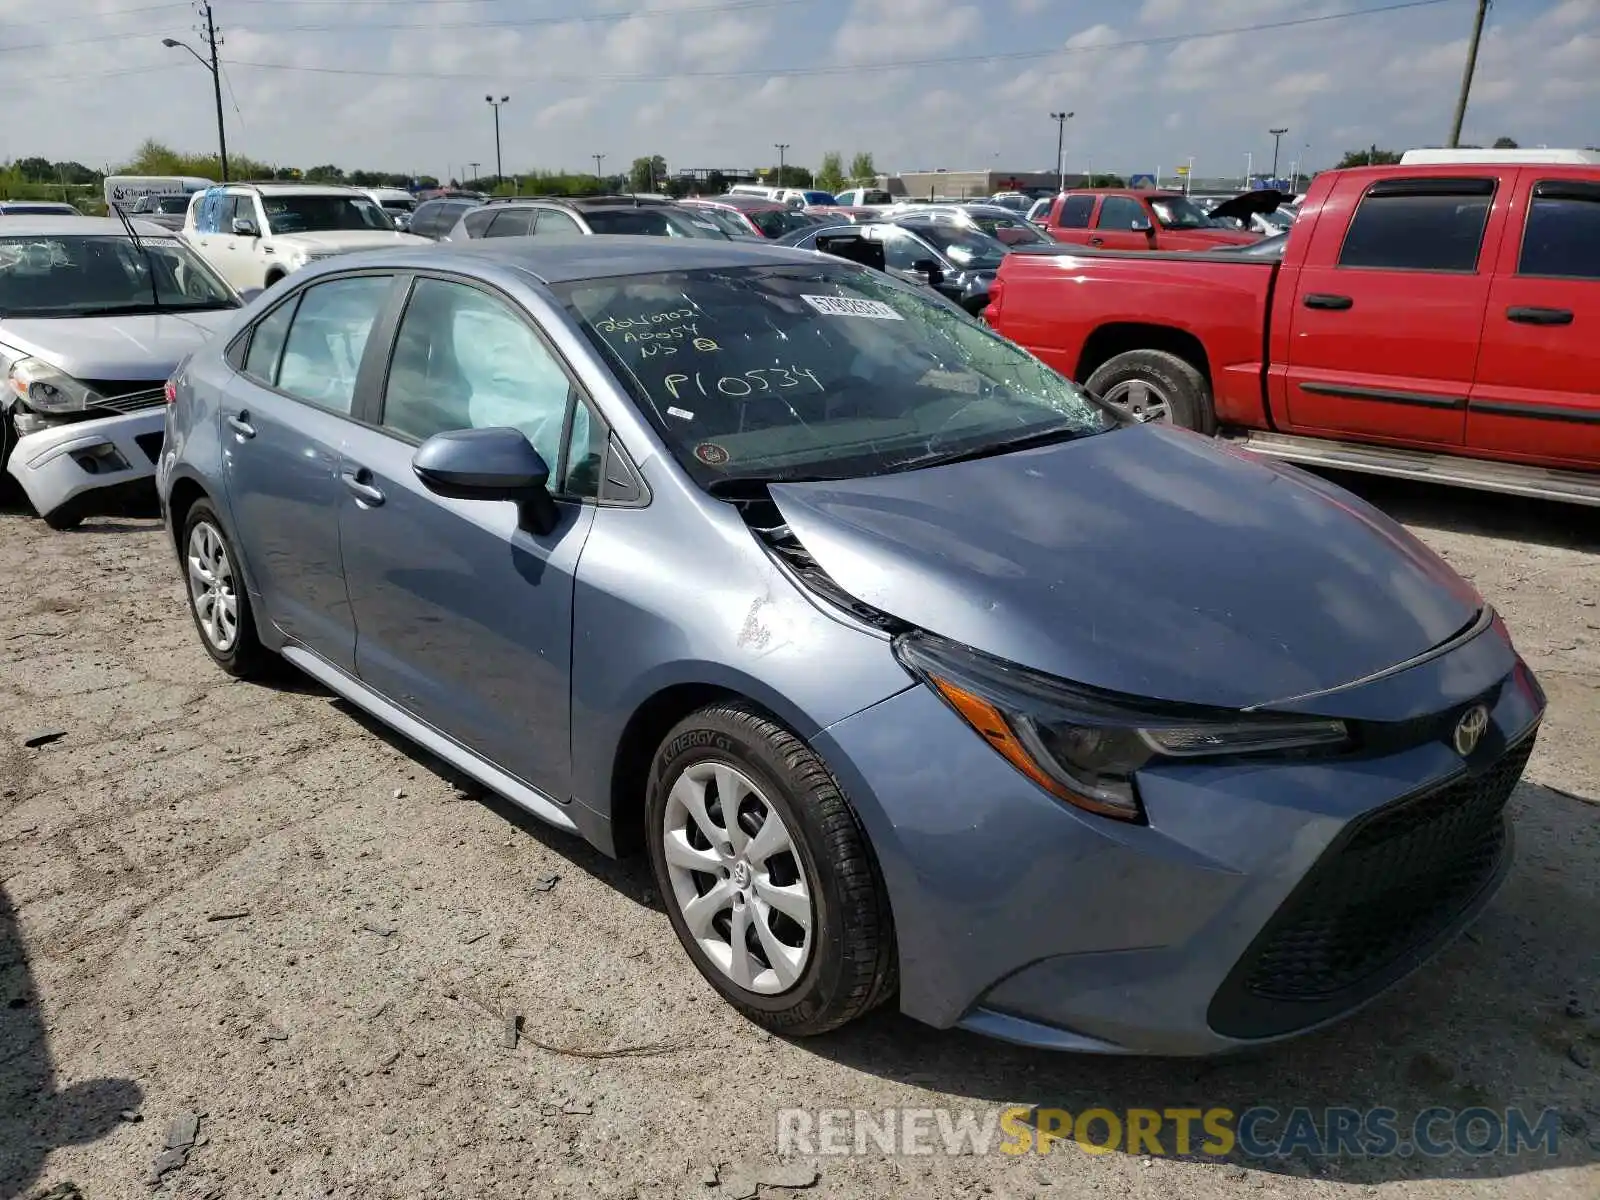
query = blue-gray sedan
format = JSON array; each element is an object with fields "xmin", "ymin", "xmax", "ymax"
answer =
[{"xmin": 157, "ymin": 237, "xmax": 1545, "ymax": 1054}]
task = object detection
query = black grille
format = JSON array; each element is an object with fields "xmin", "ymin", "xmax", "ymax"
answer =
[{"xmin": 1209, "ymin": 732, "xmax": 1534, "ymax": 1039}]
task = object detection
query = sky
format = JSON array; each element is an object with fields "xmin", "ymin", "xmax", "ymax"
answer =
[{"xmin": 0, "ymin": 0, "xmax": 1595, "ymax": 181}]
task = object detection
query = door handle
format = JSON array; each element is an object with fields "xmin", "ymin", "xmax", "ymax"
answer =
[
  {"xmin": 225, "ymin": 412, "xmax": 255, "ymax": 438},
  {"xmin": 341, "ymin": 469, "xmax": 385, "ymax": 507},
  {"xmin": 1088, "ymin": 236, "xmax": 1104, "ymax": 246},
  {"xmin": 1506, "ymin": 305, "xmax": 1573, "ymax": 326},
  {"xmin": 1303, "ymin": 293, "xmax": 1354, "ymax": 311}
]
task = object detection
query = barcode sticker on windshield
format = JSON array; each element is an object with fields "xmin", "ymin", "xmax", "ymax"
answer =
[{"xmin": 801, "ymin": 295, "xmax": 904, "ymax": 320}]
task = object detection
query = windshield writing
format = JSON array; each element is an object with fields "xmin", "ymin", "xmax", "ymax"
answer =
[
  {"xmin": 262, "ymin": 196, "xmax": 394, "ymax": 234},
  {"xmin": 556, "ymin": 264, "xmax": 1112, "ymax": 484}
]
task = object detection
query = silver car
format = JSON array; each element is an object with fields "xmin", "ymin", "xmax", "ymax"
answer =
[{"xmin": 1, "ymin": 216, "xmax": 243, "ymax": 527}]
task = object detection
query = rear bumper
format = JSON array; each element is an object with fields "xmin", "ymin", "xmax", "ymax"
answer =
[
  {"xmin": 6, "ymin": 409, "xmax": 164, "ymax": 522},
  {"xmin": 812, "ymin": 627, "xmax": 1545, "ymax": 1056}
]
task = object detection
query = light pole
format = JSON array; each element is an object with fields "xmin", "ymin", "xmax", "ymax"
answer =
[
  {"xmin": 774, "ymin": 143, "xmax": 790, "ymax": 187},
  {"xmin": 592, "ymin": 154, "xmax": 605, "ymax": 185},
  {"xmin": 1245, "ymin": 151, "xmax": 1253, "ymax": 188},
  {"xmin": 1050, "ymin": 111, "xmax": 1073, "ymax": 192},
  {"xmin": 161, "ymin": 13, "xmax": 228, "ymax": 182},
  {"xmin": 1269, "ymin": 127, "xmax": 1288, "ymax": 183},
  {"xmin": 484, "ymin": 95, "xmax": 509, "ymax": 188},
  {"xmin": 466, "ymin": 162, "xmax": 481, "ymax": 186}
]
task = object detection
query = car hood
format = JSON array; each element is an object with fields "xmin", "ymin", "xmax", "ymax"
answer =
[
  {"xmin": 0, "ymin": 309, "xmax": 237, "ymax": 380},
  {"xmin": 1208, "ymin": 189, "xmax": 1287, "ymax": 224},
  {"xmin": 767, "ymin": 424, "xmax": 1481, "ymax": 710},
  {"xmin": 272, "ymin": 230, "xmax": 429, "ymax": 252}
]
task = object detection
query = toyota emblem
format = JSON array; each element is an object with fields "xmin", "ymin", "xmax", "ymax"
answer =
[{"xmin": 1453, "ymin": 705, "xmax": 1490, "ymax": 757}]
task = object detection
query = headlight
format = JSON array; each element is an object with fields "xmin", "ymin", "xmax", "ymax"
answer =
[
  {"xmin": 7, "ymin": 358, "xmax": 102, "ymax": 414},
  {"xmin": 894, "ymin": 632, "xmax": 1348, "ymax": 823}
]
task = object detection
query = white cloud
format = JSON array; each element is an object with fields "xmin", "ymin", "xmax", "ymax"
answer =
[{"xmin": 831, "ymin": 0, "xmax": 981, "ymax": 64}]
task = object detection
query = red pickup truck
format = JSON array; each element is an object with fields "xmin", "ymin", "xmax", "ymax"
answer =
[
  {"xmin": 987, "ymin": 158, "xmax": 1600, "ymax": 505},
  {"xmin": 1033, "ymin": 188, "xmax": 1269, "ymax": 250}
]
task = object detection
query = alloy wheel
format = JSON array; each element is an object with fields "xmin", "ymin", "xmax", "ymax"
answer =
[
  {"xmin": 186, "ymin": 520, "xmax": 239, "ymax": 653},
  {"xmin": 662, "ymin": 761, "xmax": 814, "ymax": 994},
  {"xmin": 1098, "ymin": 379, "xmax": 1171, "ymax": 423}
]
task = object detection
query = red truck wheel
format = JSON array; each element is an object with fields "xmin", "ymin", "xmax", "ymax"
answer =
[{"xmin": 1085, "ymin": 350, "xmax": 1216, "ymax": 435}]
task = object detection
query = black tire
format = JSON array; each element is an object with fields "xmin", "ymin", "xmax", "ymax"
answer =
[
  {"xmin": 0, "ymin": 413, "xmax": 24, "ymax": 507},
  {"xmin": 180, "ymin": 499, "xmax": 272, "ymax": 679},
  {"xmin": 1085, "ymin": 348, "xmax": 1216, "ymax": 434},
  {"xmin": 646, "ymin": 703, "xmax": 897, "ymax": 1036},
  {"xmin": 41, "ymin": 506, "xmax": 84, "ymax": 531},
  {"xmin": 264, "ymin": 271, "xmax": 286, "ymax": 288}
]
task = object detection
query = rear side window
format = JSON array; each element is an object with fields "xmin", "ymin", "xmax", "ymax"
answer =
[
  {"xmin": 484, "ymin": 208, "xmax": 533, "ymax": 238},
  {"xmin": 1519, "ymin": 181, "xmax": 1600, "ymax": 280},
  {"xmin": 461, "ymin": 208, "xmax": 496, "ymax": 238},
  {"xmin": 1057, "ymin": 195, "xmax": 1095, "ymax": 229},
  {"xmin": 275, "ymin": 275, "xmax": 393, "ymax": 414},
  {"xmin": 534, "ymin": 209, "xmax": 583, "ymax": 236},
  {"xmin": 1339, "ymin": 178, "xmax": 1494, "ymax": 272},
  {"xmin": 242, "ymin": 299, "xmax": 296, "ymax": 383},
  {"xmin": 408, "ymin": 202, "xmax": 444, "ymax": 238}
]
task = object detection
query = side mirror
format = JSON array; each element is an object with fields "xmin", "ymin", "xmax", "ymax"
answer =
[
  {"xmin": 238, "ymin": 287, "xmax": 264, "ymax": 303},
  {"xmin": 231, "ymin": 217, "xmax": 259, "ymax": 237},
  {"xmin": 412, "ymin": 426, "xmax": 558, "ymax": 535},
  {"xmin": 911, "ymin": 258, "xmax": 945, "ymax": 286},
  {"xmin": 1130, "ymin": 217, "xmax": 1154, "ymax": 235},
  {"xmin": 814, "ymin": 233, "xmax": 886, "ymax": 272}
]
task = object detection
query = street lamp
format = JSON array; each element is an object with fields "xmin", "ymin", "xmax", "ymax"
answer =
[
  {"xmin": 485, "ymin": 95, "xmax": 509, "ymax": 188},
  {"xmin": 592, "ymin": 153, "xmax": 605, "ymax": 186},
  {"xmin": 161, "ymin": 35, "xmax": 228, "ymax": 182},
  {"xmin": 1050, "ymin": 111, "xmax": 1073, "ymax": 191},
  {"xmin": 1269, "ymin": 127, "xmax": 1288, "ymax": 182},
  {"xmin": 774, "ymin": 143, "xmax": 790, "ymax": 186}
]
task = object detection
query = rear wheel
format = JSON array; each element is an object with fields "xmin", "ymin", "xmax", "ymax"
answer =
[
  {"xmin": 647, "ymin": 703, "xmax": 896, "ymax": 1036},
  {"xmin": 182, "ymin": 499, "xmax": 271, "ymax": 679},
  {"xmin": 1085, "ymin": 349, "xmax": 1216, "ymax": 434}
]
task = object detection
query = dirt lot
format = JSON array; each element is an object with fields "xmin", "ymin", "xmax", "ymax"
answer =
[{"xmin": 1, "ymin": 476, "xmax": 1597, "ymax": 1200}]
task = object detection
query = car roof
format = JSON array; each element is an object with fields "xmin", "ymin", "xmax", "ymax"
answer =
[
  {"xmin": 485, "ymin": 195, "xmax": 673, "ymax": 210},
  {"xmin": 0, "ymin": 215, "xmax": 171, "ymax": 237},
  {"xmin": 231, "ymin": 182, "xmax": 371, "ymax": 197},
  {"xmin": 698, "ymin": 194, "xmax": 787, "ymax": 211},
  {"xmin": 316, "ymin": 235, "xmax": 838, "ymax": 284}
]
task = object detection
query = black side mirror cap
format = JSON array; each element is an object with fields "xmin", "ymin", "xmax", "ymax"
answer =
[
  {"xmin": 412, "ymin": 426, "xmax": 558, "ymax": 535},
  {"xmin": 911, "ymin": 258, "xmax": 945, "ymax": 285}
]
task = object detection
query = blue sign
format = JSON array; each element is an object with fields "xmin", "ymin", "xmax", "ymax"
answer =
[
  {"xmin": 1253, "ymin": 178, "xmax": 1291, "ymax": 191},
  {"xmin": 1129, "ymin": 173, "xmax": 1157, "ymax": 189}
]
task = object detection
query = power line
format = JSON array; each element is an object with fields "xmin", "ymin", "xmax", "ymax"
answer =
[
  {"xmin": 237, "ymin": 0, "xmax": 808, "ymax": 27},
  {"xmin": 217, "ymin": 0, "xmax": 1455, "ymax": 84},
  {"xmin": 5, "ymin": 0, "xmax": 189, "ymax": 20}
]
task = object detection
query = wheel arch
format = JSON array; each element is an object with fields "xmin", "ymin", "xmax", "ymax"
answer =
[{"xmin": 1076, "ymin": 322, "xmax": 1213, "ymax": 389}]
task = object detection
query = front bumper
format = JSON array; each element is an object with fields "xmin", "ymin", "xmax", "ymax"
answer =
[
  {"xmin": 6, "ymin": 408, "xmax": 165, "ymax": 524},
  {"xmin": 813, "ymin": 617, "xmax": 1545, "ymax": 1055}
]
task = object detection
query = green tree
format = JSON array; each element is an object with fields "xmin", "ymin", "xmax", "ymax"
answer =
[
  {"xmin": 816, "ymin": 151, "xmax": 846, "ymax": 194},
  {"xmin": 305, "ymin": 164, "xmax": 346, "ymax": 183},
  {"xmin": 848, "ymin": 151, "xmax": 877, "ymax": 184},
  {"xmin": 628, "ymin": 155, "xmax": 668, "ymax": 193},
  {"xmin": 1335, "ymin": 146, "xmax": 1402, "ymax": 168},
  {"xmin": 1086, "ymin": 173, "xmax": 1127, "ymax": 188},
  {"xmin": 1492, "ymin": 136, "xmax": 1519, "ymax": 149}
]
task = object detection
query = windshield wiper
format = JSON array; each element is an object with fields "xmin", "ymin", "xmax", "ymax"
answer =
[
  {"xmin": 108, "ymin": 199, "xmax": 164, "ymax": 311},
  {"xmin": 883, "ymin": 423, "xmax": 1093, "ymax": 473}
]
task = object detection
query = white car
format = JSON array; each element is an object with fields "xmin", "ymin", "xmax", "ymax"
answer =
[
  {"xmin": 1, "ymin": 216, "xmax": 243, "ymax": 528},
  {"xmin": 182, "ymin": 183, "xmax": 427, "ymax": 291},
  {"xmin": 363, "ymin": 186, "xmax": 419, "ymax": 231}
]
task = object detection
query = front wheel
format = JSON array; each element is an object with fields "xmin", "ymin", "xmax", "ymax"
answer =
[
  {"xmin": 646, "ymin": 703, "xmax": 897, "ymax": 1036},
  {"xmin": 1085, "ymin": 349, "xmax": 1216, "ymax": 433}
]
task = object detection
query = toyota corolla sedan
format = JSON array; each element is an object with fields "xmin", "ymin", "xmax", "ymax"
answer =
[{"xmin": 158, "ymin": 238, "xmax": 1544, "ymax": 1054}]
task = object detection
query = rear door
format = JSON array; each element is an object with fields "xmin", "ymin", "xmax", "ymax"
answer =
[
  {"xmin": 1281, "ymin": 171, "xmax": 1509, "ymax": 446},
  {"xmin": 1088, "ymin": 195, "xmax": 1153, "ymax": 250},
  {"xmin": 1467, "ymin": 172, "xmax": 1600, "ymax": 467},
  {"xmin": 483, "ymin": 207, "xmax": 534, "ymax": 238},
  {"xmin": 1046, "ymin": 193, "xmax": 1096, "ymax": 245}
]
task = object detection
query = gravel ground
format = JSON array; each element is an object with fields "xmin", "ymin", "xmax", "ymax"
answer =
[{"xmin": 1, "ymin": 475, "xmax": 1596, "ymax": 1200}]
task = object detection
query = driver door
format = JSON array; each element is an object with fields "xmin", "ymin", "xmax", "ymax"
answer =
[{"xmin": 1088, "ymin": 195, "xmax": 1154, "ymax": 250}]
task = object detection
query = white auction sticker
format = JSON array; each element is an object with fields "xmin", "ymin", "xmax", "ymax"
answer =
[
  {"xmin": 666, "ymin": 406, "xmax": 695, "ymax": 420},
  {"xmin": 801, "ymin": 295, "xmax": 904, "ymax": 320}
]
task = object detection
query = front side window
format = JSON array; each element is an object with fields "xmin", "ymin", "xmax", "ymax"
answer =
[
  {"xmin": 380, "ymin": 278, "xmax": 574, "ymax": 475},
  {"xmin": 1095, "ymin": 196, "xmax": 1149, "ymax": 230},
  {"xmin": 1339, "ymin": 180, "xmax": 1494, "ymax": 272},
  {"xmin": 906, "ymin": 223, "xmax": 1007, "ymax": 269},
  {"xmin": 484, "ymin": 208, "xmax": 533, "ymax": 238},
  {"xmin": 275, "ymin": 275, "xmax": 393, "ymax": 413},
  {"xmin": 259, "ymin": 194, "xmax": 394, "ymax": 235},
  {"xmin": 557, "ymin": 263, "xmax": 1114, "ymax": 487},
  {"xmin": 965, "ymin": 213, "xmax": 1050, "ymax": 245},
  {"xmin": 877, "ymin": 227, "xmax": 932, "ymax": 271},
  {"xmin": 0, "ymin": 234, "xmax": 238, "ymax": 318},
  {"xmin": 1147, "ymin": 196, "xmax": 1216, "ymax": 229},
  {"xmin": 1519, "ymin": 181, "xmax": 1600, "ymax": 279}
]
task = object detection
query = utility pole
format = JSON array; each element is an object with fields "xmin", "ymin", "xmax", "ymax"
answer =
[
  {"xmin": 1268, "ymin": 127, "xmax": 1288, "ymax": 182},
  {"xmin": 1448, "ymin": 0, "xmax": 1490, "ymax": 147},
  {"xmin": 1245, "ymin": 151, "xmax": 1254, "ymax": 188},
  {"xmin": 774, "ymin": 143, "xmax": 789, "ymax": 186},
  {"xmin": 160, "ymin": 1, "xmax": 228, "ymax": 182},
  {"xmin": 1050, "ymin": 111, "xmax": 1073, "ymax": 192},
  {"xmin": 485, "ymin": 96, "xmax": 509, "ymax": 187}
]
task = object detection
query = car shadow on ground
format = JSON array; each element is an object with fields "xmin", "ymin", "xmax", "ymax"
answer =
[
  {"xmin": 0, "ymin": 882, "xmax": 143, "ymax": 1195},
  {"xmin": 1317, "ymin": 471, "xmax": 1600, "ymax": 553}
]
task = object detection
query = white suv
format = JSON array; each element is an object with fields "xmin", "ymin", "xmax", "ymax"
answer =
[{"xmin": 182, "ymin": 183, "xmax": 427, "ymax": 291}]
